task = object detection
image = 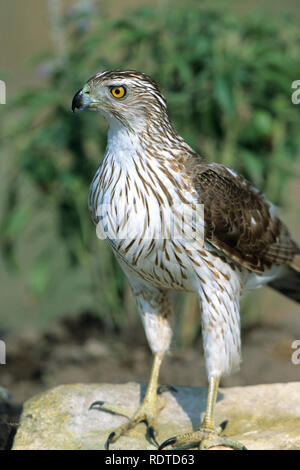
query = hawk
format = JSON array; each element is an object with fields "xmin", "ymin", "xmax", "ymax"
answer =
[{"xmin": 72, "ymin": 70, "xmax": 300, "ymax": 450}]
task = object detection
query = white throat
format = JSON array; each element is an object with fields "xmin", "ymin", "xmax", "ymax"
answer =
[{"xmin": 106, "ymin": 120, "xmax": 142, "ymax": 164}]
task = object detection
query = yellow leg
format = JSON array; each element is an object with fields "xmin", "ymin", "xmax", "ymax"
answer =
[
  {"xmin": 202, "ymin": 376, "xmax": 220, "ymax": 429},
  {"xmin": 90, "ymin": 353, "xmax": 165, "ymax": 449},
  {"xmin": 143, "ymin": 353, "xmax": 163, "ymax": 405},
  {"xmin": 159, "ymin": 376, "xmax": 246, "ymax": 450}
]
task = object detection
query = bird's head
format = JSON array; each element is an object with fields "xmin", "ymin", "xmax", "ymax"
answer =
[{"xmin": 72, "ymin": 70, "xmax": 168, "ymax": 132}]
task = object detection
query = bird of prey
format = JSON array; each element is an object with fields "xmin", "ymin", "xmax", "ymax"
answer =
[{"xmin": 72, "ymin": 70, "xmax": 300, "ymax": 450}]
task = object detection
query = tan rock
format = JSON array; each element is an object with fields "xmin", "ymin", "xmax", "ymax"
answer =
[{"xmin": 12, "ymin": 382, "xmax": 300, "ymax": 450}]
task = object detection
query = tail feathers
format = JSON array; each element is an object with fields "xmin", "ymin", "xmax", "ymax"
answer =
[{"xmin": 269, "ymin": 266, "xmax": 300, "ymax": 304}]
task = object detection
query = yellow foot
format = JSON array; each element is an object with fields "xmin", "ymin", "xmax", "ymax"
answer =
[
  {"xmin": 90, "ymin": 385, "xmax": 175, "ymax": 449},
  {"xmin": 158, "ymin": 421, "xmax": 247, "ymax": 450}
]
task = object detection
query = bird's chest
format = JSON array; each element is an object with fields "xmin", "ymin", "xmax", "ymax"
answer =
[{"xmin": 89, "ymin": 152, "xmax": 199, "ymax": 289}]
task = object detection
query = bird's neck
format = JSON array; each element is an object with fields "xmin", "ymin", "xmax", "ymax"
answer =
[{"xmin": 106, "ymin": 118, "xmax": 194, "ymax": 168}]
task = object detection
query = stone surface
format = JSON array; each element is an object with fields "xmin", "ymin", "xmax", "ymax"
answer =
[{"xmin": 12, "ymin": 382, "xmax": 300, "ymax": 450}]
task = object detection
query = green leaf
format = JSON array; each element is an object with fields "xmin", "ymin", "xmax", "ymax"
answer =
[
  {"xmin": 214, "ymin": 75, "xmax": 234, "ymax": 116},
  {"xmin": 2, "ymin": 207, "xmax": 30, "ymax": 238},
  {"xmin": 28, "ymin": 254, "xmax": 51, "ymax": 296}
]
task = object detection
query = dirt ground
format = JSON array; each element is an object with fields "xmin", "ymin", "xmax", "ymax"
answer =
[{"xmin": 1, "ymin": 306, "xmax": 299, "ymax": 449}]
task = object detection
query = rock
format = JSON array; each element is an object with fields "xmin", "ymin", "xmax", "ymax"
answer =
[{"xmin": 12, "ymin": 382, "xmax": 300, "ymax": 450}]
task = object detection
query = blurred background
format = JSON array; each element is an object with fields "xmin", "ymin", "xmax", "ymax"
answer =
[{"xmin": 0, "ymin": 0, "xmax": 300, "ymax": 448}]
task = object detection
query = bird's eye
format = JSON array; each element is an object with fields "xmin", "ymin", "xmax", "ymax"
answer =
[{"xmin": 110, "ymin": 86, "xmax": 126, "ymax": 99}]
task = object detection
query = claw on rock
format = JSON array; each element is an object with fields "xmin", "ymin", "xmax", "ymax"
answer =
[
  {"xmin": 148, "ymin": 426, "xmax": 159, "ymax": 447},
  {"xmin": 158, "ymin": 436, "xmax": 177, "ymax": 450},
  {"xmin": 157, "ymin": 384, "xmax": 177, "ymax": 395},
  {"xmin": 105, "ymin": 432, "xmax": 115, "ymax": 450},
  {"xmin": 219, "ymin": 420, "xmax": 228, "ymax": 432},
  {"xmin": 89, "ymin": 400, "xmax": 105, "ymax": 410}
]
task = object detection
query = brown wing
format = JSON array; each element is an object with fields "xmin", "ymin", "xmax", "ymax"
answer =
[{"xmin": 185, "ymin": 157, "xmax": 299, "ymax": 273}]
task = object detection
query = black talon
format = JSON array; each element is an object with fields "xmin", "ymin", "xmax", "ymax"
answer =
[
  {"xmin": 105, "ymin": 432, "xmax": 115, "ymax": 450},
  {"xmin": 148, "ymin": 426, "xmax": 159, "ymax": 447},
  {"xmin": 89, "ymin": 400, "xmax": 105, "ymax": 410},
  {"xmin": 157, "ymin": 384, "xmax": 177, "ymax": 395},
  {"xmin": 158, "ymin": 436, "xmax": 177, "ymax": 450},
  {"xmin": 242, "ymin": 445, "xmax": 248, "ymax": 450},
  {"xmin": 219, "ymin": 420, "xmax": 228, "ymax": 432}
]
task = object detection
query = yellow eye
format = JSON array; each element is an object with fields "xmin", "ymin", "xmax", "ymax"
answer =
[{"xmin": 110, "ymin": 86, "xmax": 126, "ymax": 99}]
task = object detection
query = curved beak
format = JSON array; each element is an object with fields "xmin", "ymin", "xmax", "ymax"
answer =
[{"xmin": 72, "ymin": 89, "xmax": 83, "ymax": 112}]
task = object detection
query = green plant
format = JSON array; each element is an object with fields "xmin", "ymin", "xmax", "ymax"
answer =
[{"xmin": 1, "ymin": 3, "xmax": 300, "ymax": 337}]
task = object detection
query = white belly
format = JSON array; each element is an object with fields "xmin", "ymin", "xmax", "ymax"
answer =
[{"xmin": 89, "ymin": 153, "xmax": 205, "ymax": 291}]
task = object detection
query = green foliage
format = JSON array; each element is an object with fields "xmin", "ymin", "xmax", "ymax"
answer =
[{"xmin": 1, "ymin": 3, "xmax": 300, "ymax": 334}]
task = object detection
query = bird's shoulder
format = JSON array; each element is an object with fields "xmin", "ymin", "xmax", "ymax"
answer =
[{"xmin": 183, "ymin": 154, "xmax": 299, "ymax": 273}]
